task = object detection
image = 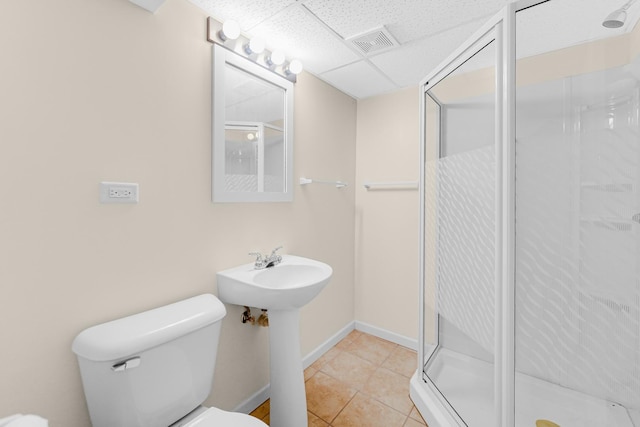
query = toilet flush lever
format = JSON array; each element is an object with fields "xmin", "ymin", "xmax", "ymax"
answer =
[{"xmin": 111, "ymin": 356, "xmax": 141, "ymax": 372}]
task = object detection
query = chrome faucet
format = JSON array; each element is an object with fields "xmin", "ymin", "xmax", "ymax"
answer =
[{"xmin": 249, "ymin": 246, "xmax": 283, "ymax": 269}]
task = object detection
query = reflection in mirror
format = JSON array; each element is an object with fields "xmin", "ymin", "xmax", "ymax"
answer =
[{"xmin": 212, "ymin": 44, "xmax": 293, "ymax": 202}]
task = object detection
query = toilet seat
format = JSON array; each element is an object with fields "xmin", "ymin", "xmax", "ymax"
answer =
[{"xmin": 182, "ymin": 407, "xmax": 267, "ymax": 427}]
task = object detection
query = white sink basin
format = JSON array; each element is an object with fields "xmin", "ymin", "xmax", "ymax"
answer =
[
  {"xmin": 216, "ymin": 254, "xmax": 333, "ymax": 427},
  {"xmin": 216, "ymin": 255, "xmax": 332, "ymax": 310}
]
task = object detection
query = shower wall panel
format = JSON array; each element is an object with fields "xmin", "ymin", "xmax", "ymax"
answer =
[{"xmin": 515, "ymin": 52, "xmax": 640, "ymax": 412}]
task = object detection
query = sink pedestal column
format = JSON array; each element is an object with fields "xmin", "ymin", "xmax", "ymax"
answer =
[{"xmin": 268, "ymin": 309, "xmax": 307, "ymax": 427}]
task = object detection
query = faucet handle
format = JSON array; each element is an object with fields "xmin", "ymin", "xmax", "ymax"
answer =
[
  {"xmin": 249, "ymin": 252, "xmax": 264, "ymax": 262},
  {"xmin": 270, "ymin": 246, "xmax": 283, "ymax": 256},
  {"xmin": 267, "ymin": 246, "xmax": 283, "ymax": 266},
  {"xmin": 249, "ymin": 252, "xmax": 267, "ymax": 269}
]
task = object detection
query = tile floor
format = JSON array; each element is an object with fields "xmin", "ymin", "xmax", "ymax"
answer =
[{"xmin": 249, "ymin": 330, "xmax": 428, "ymax": 427}]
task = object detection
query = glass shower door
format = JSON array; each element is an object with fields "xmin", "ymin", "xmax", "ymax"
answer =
[{"xmin": 422, "ymin": 32, "xmax": 498, "ymax": 426}]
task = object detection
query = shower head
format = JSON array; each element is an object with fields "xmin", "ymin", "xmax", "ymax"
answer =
[
  {"xmin": 603, "ymin": 8, "xmax": 627, "ymax": 28},
  {"xmin": 603, "ymin": 0, "xmax": 636, "ymax": 28}
]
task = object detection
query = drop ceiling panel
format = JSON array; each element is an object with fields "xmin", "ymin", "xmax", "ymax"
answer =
[
  {"xmin": 370, "ymin": 20, "xmax": 484, "ymax": 87},
  {"xmin": 320, "ymin": 61, "xmax": 398, "ymax": 99},
  {"xmin": 248, "ymin": 5, "xmax": 361, "ymax": 74},
  {"xmin": 188, "ymin": 0, "xmax": 295, "ymax": 31},
  {"xmin": 303, "ymin": 0, "xmax": 507, "ymax": 43}
]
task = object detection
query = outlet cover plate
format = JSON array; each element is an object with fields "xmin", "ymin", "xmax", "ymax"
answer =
[{"xmin": 100, "ymin": 182, "xmax": 139, "ymax": 204}]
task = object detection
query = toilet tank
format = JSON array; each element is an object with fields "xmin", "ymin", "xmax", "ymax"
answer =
[{"xmin": 72, "ymin": 294, "xmax": 226, "ymax": 427}]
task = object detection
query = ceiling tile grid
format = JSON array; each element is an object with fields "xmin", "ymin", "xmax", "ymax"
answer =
[
  {"xmin": 247, "ymin": 5, "xmax": 362, "ymax": 74},
  {"xmin": 302, "ymin": 0, "xmax": 507, "ymax": 43},
  {"xmin": 320, "ymin": 60, "xmax": 399, "ymax": 99},
  {"xmin": 368, "ymin": 19, "xmax": 486, "ymax": 88}
]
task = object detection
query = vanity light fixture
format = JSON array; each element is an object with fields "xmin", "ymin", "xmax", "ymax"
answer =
[
  {"xmin": 244, "ymin": 37, "xmax": 265, "ymax": 55},
  {"xmin": 265, "ymin": 50, "xmax": 286, "ymax": 66},
  {"xmin": 206, "ymin": 16, "xmax": 300, "ymax": 82},
  {"xmin": 218, "ymin": 20, "xmax": 241, "ymax": 41},
  {"xmin": 285, "ymin": 59, "xmax": 303, "ymax": 75}
]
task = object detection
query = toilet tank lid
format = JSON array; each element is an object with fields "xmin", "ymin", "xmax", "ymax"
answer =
[{"xmin": 72, "ymin": 294, "xmax": 226, "ymax": 362}]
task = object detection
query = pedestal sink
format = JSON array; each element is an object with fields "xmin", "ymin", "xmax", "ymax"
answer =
[{"xmin": 216, "ymin": 255, "xmax": 332, "ymax": 427}]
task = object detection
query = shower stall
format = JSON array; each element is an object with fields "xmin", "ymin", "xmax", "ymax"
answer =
[{"xmin": 410, "ymin": 0, "xmax": 640, "ymax": 426}]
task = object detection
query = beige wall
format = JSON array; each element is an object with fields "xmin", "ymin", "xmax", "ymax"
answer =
[
  {"xmin": 354, "ymin": 87, "xmax": 420, "ymax": 342},
  {"xmin": 0, "ymin": 0, "xmax": 356, "ymax": 425}
]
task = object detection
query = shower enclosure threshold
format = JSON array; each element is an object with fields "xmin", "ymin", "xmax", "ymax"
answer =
[{"xmin": 411, "ymin": 349, "xmax": 634, "ymax": 427}]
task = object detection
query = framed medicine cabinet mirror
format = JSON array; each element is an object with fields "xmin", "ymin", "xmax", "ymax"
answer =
[{"xmin": 212, "ymin": 43, "xmax": 294, "ymax": 203}]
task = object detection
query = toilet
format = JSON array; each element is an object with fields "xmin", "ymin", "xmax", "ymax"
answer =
[
  {"xmin": 0, "ymin": 415, "xmax": 47, "ymax": 427},
  {"xmin": 72, "ymin": 294, "xmax": 267, "ymax": 427}
]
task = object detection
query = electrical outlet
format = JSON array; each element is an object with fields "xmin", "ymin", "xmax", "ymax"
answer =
[
  {"xmin": 100, "ymin": 182, "xmax": 139, "ymax": 204},
  {"xmin": 109, "ymin": 187, "xmax": 133, "ymax": 198}
]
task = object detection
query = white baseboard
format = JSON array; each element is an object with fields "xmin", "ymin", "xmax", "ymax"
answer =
[
  {"xmin": 233, "ymin": 383, "xmax": 271, "ymax": 415},
  {"xmin": 233, "ymin": 320, "xmax": 417, "ymax": 414},
  {"xmin": 302, "ymin": 321, "xmax": 355, "ymax": 369},
  {"xmin": 354, "ymin": 320, "xmax": 418, "ymax": 351}
]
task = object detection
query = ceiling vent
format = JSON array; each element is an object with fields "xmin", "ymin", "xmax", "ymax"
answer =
[{"xmin": 347, "ymin": 26, "xmax": 399, "ymax": 56}]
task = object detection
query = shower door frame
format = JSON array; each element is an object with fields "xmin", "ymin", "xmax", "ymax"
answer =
[
  {"xmin": 415, "ymin": 1, "xmax": 549, "ymax": 425},
  {"xmin": 419, "ymin": 25, "xmax": 502, "ymax": 426}
]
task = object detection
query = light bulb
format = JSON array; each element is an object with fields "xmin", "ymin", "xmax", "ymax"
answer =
[
  {"xmin": 244, "ymin": 37, "xmax": 265, "ymax": 55},
  {"xmin": 218, "ymin": 20, "xmax": 240, "ymax": 41},
  {"xmin": 266, "ymin": 50, "xmax": 285, "ymax": 66},
  {"xmin": 286, "ymin": 59, "xmax": 303, "ymax": 75}
]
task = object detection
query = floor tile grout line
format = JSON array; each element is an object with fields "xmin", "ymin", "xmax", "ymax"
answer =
[
  {"xmin": 317, "ymin": 351, "xmax": 379, "ymax": 391},
  {"xmin": 327, "ymin": 389, "xmax": 360, "ymax": 425},
  {"xmin": 357, "ymin": 388, "xmax": 415, "ymax": 418},
  {"xmin": 341, "ymin": 342, "xmax": 398, "ymax": 369},
  {"xmin": 306, "ymin": 406, "xmax": 327, "ymax": 425},
  {"xmin": 379, "ymin": 342, "xmax": 400, "ymax": 367}
]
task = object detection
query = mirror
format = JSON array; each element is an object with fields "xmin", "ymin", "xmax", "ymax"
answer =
[{"xmin": 212, "ymin": 44, "xmax": 294, "ymax": 202}]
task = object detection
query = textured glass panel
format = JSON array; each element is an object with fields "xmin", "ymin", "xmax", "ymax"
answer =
[
  {"xmin": 515, "ymin": 2, "xmax": 640, "ymax": 425},
  {"xmin": 423, "ymin": 39, "xmax": 496, "ymax": 426},
  {"xmin": 436, "ymin": 147, "xmax": 495, "ymax": 353}
]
